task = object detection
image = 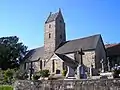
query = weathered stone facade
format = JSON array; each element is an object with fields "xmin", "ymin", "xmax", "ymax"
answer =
[
  {"xmin": 14, "ymin": 79, "xmax": 120, "ymax": 90},
  {"xmin": 82, "ymin": 51, "xmax": 95, "ymax": 68},
  {"xmin": 44, "ymin": 10, "xmax": 66, "ymax": 59},
  {"xmin": 44, "ymin": 54, "xmax": 64, "ymax": 74},
  {"xmin": 95, "ymin": 37, "xmax": 106, "ymax": 70},
  {"xmin": 65, "ymin": 52, "xmax": 95, "ymax": 68}
]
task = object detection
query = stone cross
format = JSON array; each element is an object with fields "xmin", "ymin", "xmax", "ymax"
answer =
[
  {"xmin": 29, "ymin": 62, "xmax": 34, "ymax": 80},
  {"xmin": 75, "ymin": 48, "xmax": 86, "ymax": 79},
  {"xmin": 79, "ymin": 49, "xmax": 84, "ymax": 65},
  {"xmin": 107, "ymin": 57, "xmax": 110, "ymax": 71},
  {"xmin": 75, "ymin": 48, "xmax": 84, "ymax": 65}
]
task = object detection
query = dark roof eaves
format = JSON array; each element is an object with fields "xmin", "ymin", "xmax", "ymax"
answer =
[
  {"xmin": 67, "ymin": 34, "xmax": 101, "ymax": 43},
  {"xmin": 45, "ymin": 20, "xmax": 55, "ymax": 24},
  {"xmin": 56, "ymin": 48, "xmax": 95, "ymax": 54}
]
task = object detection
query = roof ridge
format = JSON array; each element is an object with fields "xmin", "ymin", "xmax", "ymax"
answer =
[
  {"xmin": 45, "ymin": 11, "xmax": 59, "ymax": 23},
  {"xmin": 67, "ymin": 34, "xmax": 101, "ymax": 42},
  {"xmin": 28, "ymin": 46, "xmax": 44, "ymax": 50}
]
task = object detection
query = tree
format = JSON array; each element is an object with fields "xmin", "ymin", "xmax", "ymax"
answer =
[{"xmin": 0, "ymin": 36, "xmax": 27, "ymax": 70}]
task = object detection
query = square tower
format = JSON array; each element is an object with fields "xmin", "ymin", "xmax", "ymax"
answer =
[{"xmin": 44, "ymin": 9, "xmax": 66, "ymax": 59}]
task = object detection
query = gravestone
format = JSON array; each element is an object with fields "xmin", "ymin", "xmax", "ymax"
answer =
[
  {"xmin": 100, "ymin": 59, "xmax": 104, "ymax": 73},
  {"xmin": 29, "ymin": 62, "xmax": 34, "ymax": 80},
  {"xmin": 75, "ymin": 49, "xmax": 87, "ymax": 79},
  {"xmin": 77, "ymin": 65, "xmax": 87, "ymax": 79}
]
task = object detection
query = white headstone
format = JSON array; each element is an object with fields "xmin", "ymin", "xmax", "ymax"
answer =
[
  {"xmin": 66, "ymin": 66, "xmax": 75, "ymax": 78},
  {"xmin": 101, "ymin": 59, "xmax": 104, "ymax": 72}
]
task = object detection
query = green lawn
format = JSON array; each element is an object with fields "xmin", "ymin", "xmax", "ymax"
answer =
[{"xmin": 0, "ymin": 85, "xmax": 13, "ymax": 90}]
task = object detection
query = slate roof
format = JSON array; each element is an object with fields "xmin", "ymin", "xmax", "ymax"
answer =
[
  {"xmin": 45, "ymin": 12, "xmax": 59, "ymax": 23},
  {"xmin": 55, "ymin": 34, "xmax": 101, "ymax": 54},
  {"xmin": 24, "ymin": 34, "xmax": 101, "ymax": 62},
  {"xmin": 105, "ymin": 43, "xmax": 120, "ymax": 56},
  {"xmin": 55, "ymin": 53, "xmax": 78, "ymax": 69},
  {"xmin": 24, "ymin": 46, "xmax": 44, "ymax": 62}
]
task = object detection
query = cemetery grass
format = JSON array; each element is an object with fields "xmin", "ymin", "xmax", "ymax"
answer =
[{"xmin": 0, "ymin": 85, "xmax": 13, "ymax": 90}]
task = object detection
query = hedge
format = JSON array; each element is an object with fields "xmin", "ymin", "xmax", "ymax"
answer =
[{"xmin": 0, "ymin": 85, "xmax": 13, "ymax": 90}]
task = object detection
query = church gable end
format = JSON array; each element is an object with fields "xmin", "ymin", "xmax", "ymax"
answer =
[{"xmin": 95, "ymin": 35, "xmax": 106, "ymax": 71}]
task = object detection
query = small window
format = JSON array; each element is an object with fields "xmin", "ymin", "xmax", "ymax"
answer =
[
  {"xmin": 44, "ymin": 60, "xmax": 46, "ymax": 67},
  {"xmin": 49, "ymin": 33, "xmax": 51, "ymax": 38},
  {"xmin": 56, "ymin": 69, "xmax": 60, "ymax": 74},
  {"xmin": 52, "ymin": 60, "xmax": 55, "ymax": 72},
  {"xmin": 60, "ymin": 20, "xmax": 62, "ymax": 23},
  {"xmin": 60, "ymin": 35, "xmax": 62, "ymax": 39},
  {"xmin": 49, "ymin": 24, "xmax": 51, "ymax": 28},
  {"xmin": 40, "ymin": 60, "xmax": 42, "ymax": 70}
]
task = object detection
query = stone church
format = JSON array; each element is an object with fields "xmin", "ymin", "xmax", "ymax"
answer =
[{"xmin": 21, "ymin": 9, "xmax": 106, "ymax": 78}]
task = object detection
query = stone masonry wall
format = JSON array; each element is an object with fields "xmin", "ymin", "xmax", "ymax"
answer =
[
  {"xmin": 44, "ymin": 54, "xmax": 63, "ymax": 74},
  {"xmin": 14, "ymin": 79, "xmax": 120, "ymax": 90},
  {"xmin": 66, "ymin": 51, "xmax": 95, "ymax": 68},
  {"xmin": 44, "ymin": 21, "xmax": 56, "ymax": 59}
]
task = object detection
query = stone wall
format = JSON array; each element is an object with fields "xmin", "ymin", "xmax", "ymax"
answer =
[
  {"xmin": 14, "ymin": 79, "xmax": 120, "ymax": 90},
  {"xmin": 44, "ymin": 11, "xmax": 66, "ymax": 60},
  {"xmin": 95, "ymin": 37, "xmax": 106, "ymax": 70},
  {"xmin": 66, "ymin": 51, "xmax": 95, "ymax": 68},
  {"xmin": 44, "ymin": 21, "xmax": 56, "ymax": 59},
  {"xmin": 45, "ymin": 54, "xmax": 63, "ymax": 74}
]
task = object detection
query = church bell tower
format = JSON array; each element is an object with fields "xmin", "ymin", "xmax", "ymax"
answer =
[{"xmin": 44, "ymin": 9, "xmax": 66, "ymax": 59}]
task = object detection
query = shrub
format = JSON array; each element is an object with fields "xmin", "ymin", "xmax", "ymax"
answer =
[
  {"xmin": 14, "ymin": 70, "xmax": 23, "ymax": 80},
  {"xmin": 62, "ymin": 70, "xmax": 67, "ymax": 76},
  {"xmin": 39, "ymin": 70, "xmax": 50, "ymax": 77},
  {"xmin": 113, "ymin": 69, "xmax": 120, "ymax": 78},
  {"xmin": 24, "ymin": 74, "xmax": 29, "ymax": 79},
  {"xmin": 0, "ymin": 85, "xmax": 13, "ymax": 90},
  {"xmin": 4, "ymin": 69, "xmax": 14, "ymax": 78},
  {"xmin": 0, "ymin": 70, "xmax": 4, "ymax": 82},
  {"xmin": 15, "ymin": 70, "xmax": 28, "ymax": 80},
  {"xmin": 33, "ymin": 74, "xmax": 40, "ymax": 80},
  {"xmin": 4, "ymin": 69, "xmax": 14, "ymax": 84}
]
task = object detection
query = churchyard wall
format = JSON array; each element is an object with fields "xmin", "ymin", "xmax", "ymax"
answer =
[{"xmin": 14, "ymin": 79, "xmax": 120, "ymax": 90}]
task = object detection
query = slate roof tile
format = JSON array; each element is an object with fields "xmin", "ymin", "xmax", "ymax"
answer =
[{"xmin": 24, "ymin": 34, "xmax": 101, "ymax": 62}]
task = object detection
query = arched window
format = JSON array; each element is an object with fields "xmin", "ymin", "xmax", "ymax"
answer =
[
  {"xmin": 52, "ymin": 60, "xmax": 55, "ymax": 72},
  {"xmin": 49, "ymin": 33, "xmax": 51, "ymax": 38},
  {"xmin": 44, "ymin": 60, "xmax": 46, "ymax": 67},
  {"xmin": 60, "ymin": 20, "xmax": 62, "ymax": 23},
  {"xmin": 40, "ymin": 60, "xmax": 42, "ymax": 70},
  {"xmin": 49, "ymin": 24, "xmax": 51, "ymax": 28},
  {"xmin": 56, "ymin": 69, "xmax": 60, "ymax": 74},
  {"xmin": 60, "ymin": 34, "xmax": 62, "ymax": 39}
]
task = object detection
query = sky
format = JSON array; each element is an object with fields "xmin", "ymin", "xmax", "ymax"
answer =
[{"xmin": 0, "ymin": 0, "xmax": 120, "ymax": 49}]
